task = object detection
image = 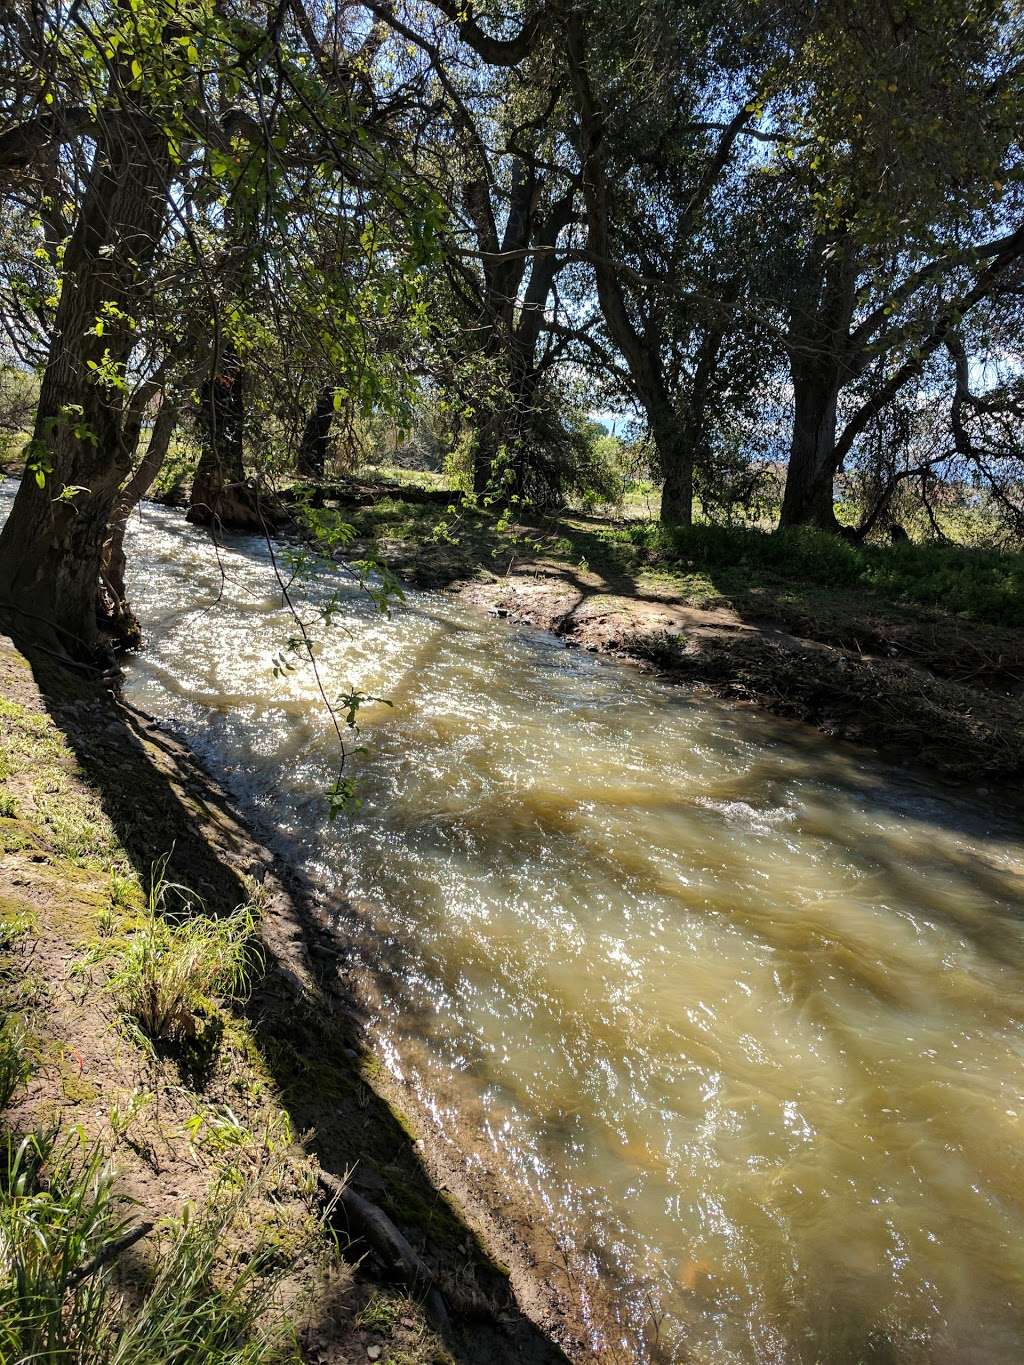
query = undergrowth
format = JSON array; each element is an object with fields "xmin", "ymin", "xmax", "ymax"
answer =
[{"xmin": 620, "ymin": 522, "xmax": 1024, "ymax": 627}]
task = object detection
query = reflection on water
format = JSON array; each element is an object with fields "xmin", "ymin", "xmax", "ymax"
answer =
[{"xmin": 33, "ymin": 492, "xmax": 1024, "ymax": 1361}]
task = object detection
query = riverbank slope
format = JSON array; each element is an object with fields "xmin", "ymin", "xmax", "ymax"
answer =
[
  {"xmin": 300, "ymin": 477, "xmax": 1024, "ymax": 788},
  {"xmin": 0, "ymin": 634, "xmax": 582, "ymax": 1364}
]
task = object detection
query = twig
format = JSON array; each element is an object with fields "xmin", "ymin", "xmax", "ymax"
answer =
[{"xmin": 67, "ymin": 1220, "xmax": 153, "ymax": 1286}]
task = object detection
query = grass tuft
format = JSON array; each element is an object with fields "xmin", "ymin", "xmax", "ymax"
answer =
[
  {"xmin": 0, "ymin": 1128, "xmax": 298, "ymax": 1364},
  {"xmin": 0, "ymin": 1017, "xmax": 29, "ymax": 1111},
  {"xmin": 109, "ymin": 860, "xmax": 260, "ymax": 1052}
]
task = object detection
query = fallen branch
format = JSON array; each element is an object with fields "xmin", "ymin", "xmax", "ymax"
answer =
[
  {"xmin": 67, "ymin": 1221, "xmax": 154, "ymax": 1286},
  {"xmin": 317, "ymin": 1170, "xmax": 451, "ymax": 1333}
]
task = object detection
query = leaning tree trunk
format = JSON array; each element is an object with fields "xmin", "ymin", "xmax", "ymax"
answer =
[
  {"xmin": 778, "ymin": 364, "xmax": 843, "ymax": 531},
  {"xmin": 100, "ymin": 395, "xmax": 178, "ymax": 647},
  {"xmin": 296, "ymin": 387, "xmax": 334, "ymax": 480},
  {"xmin": 0, "ymin": 109, "xmax": 168, "ymax": 658}
]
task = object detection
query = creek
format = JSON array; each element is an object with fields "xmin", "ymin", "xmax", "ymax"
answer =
[{"xmin": 32, "ymin": 494, "xmax": 1024, "ymax": 1361}]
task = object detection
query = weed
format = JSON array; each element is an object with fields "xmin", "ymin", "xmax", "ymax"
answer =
[
  {"xmin": 183, "ymin": 1103, "xmax": 251, "ymax": 1155},
  {"xmin": 108, "ymin": 1089, "xmax": 153, "ymax": 1143},
  {"xmin": 0, "ymin": 907, "xmax": 32, "ymax": 954},
  {"xmin": 109, "ymin": 861, "xmax": 260, "ymax": 1052},
  {"xmin": 0, "ymin": 792, "xmax": 17, "ymax": 818},
  {"xmin": 357, "ymin": 1289, "xmax": 405, "ymax": 1332},
  {"xmin": 108, "ymin": 867, "xmax": 142, "ymax": 911},
  {"xmin": 0, "ymin": 1017, "xmax": 29, "ymax": 1111}
]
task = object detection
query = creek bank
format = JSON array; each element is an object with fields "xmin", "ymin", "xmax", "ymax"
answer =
[
  {"xmin": 0, "ymin": 633, "xmax": 582, "ymax": 1365},
  {"xmin": 292, "ymin": 481, "xmax": 1024, "ymax": 788},
  {"xmin": 455, "ymin": 566, "xmax": 1024, "ymax": 788}
]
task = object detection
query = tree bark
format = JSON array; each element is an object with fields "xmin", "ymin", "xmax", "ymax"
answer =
[
  {"xmin": 296, "ymin": 387, "xmax": 334, "ymax": 480},
  {"xmin": 653, "ymin": 412, "xmax": 694, "ymax": 526},
  {"xmin": 186, "ymin": 344, "xmax": 280, "ymax": 531},
  {"xmin": 0, "ymin": 105, "xmax": 169, "ymax": 657},
  {"xmin": 779, "ymin": 239, "xmax": 857, "ymax": 532},
  {"xmin": 778, "ymin": 365, "xmax": 843, "ymax": 531},
  {"xmin": 100, "ymin": 395, "xmax": 178, "ymax": 646}
]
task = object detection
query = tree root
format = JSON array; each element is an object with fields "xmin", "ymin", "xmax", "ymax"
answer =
[{"xmin": 187, "ymin": 480, "xmax": 288, "ymax": 534}]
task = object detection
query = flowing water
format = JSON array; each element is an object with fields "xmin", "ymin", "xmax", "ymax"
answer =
[{"xmin": 17, "ymin": 489, "xmax": 1024, "ymax": 1361}]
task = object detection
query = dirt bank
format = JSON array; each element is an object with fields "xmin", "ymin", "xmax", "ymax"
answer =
[
  {"xmin": 0, "ymin": 634, "xmax": 591, "ymax": 1364},
  {"xmin": 298, "ymin": 481, "xmax": 1023, "ymax": 789},
  {"xmin": 455, "ymin": 560, "xmax": 1024, "ymax": 789}
]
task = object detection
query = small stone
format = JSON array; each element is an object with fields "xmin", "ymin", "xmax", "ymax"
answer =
[{"xmin": 366, "ymin": 1347, "xmax": 382, "ymax": 1361}]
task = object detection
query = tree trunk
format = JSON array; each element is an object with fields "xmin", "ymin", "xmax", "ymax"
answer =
[
  {"xmin": 0, "ymin": 108, "xmax": 169, "ymax": 657},
  {"xmin": 778, "ymin": 365, "xmax": 842, "ymax": 531},
  {"xmin": 472, "ymin": 412, "xmax": 504, "ymax": 496},
  {"xmin": 652, "ymin": 409, "xmax": 694, "ymax": 526},
  {"xmin": 187, "ymin": 345, "xmax": 285, "ymax": 532},
  {"xmin": 100, "ymin": 396, "xmax": 178, "ymax": 647},
  {"xmin": 779, "ymin": 238, "xmax": 856, "ymax": 532},
  {"xmin": 296, "ymin": 388, "xmax": 334, "ymax": 480}
]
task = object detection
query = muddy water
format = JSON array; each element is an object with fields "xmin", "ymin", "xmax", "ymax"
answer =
[{"xmin": 69, "ymin": 499, "xmax": 1024, "ymax": 1360}]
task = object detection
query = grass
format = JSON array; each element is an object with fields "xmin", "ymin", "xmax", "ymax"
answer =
[
  {"xmin": 315, "ymin": 474, "xmax": 1024, "ymax": 629},
  {"xmin": 619, "ymin": 521, "xmax": 1024, "ymax": 628},
  {"xmin": 0, "ymin": 1129, "xmax": 301, "ymax": 1365},
  {"xmin": 0, "ymin": 850, "xmax": 319, "ymax": 1365},
  {"xmin": 0, "ymin": 639, "xmax": 472, "ymax": 1365},
  {"xmin": 109, "ymin": 866, "xmax": 259, "ymax": 1053},
  {"xmin": 0, "ymin": 1016, "xmax": 29, "ymax": 1110}
]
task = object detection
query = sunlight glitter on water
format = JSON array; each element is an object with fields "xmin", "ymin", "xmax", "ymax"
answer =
[{"xmin": 16, "ymin": 488, "xmax": 1021, "ymax": 1363}]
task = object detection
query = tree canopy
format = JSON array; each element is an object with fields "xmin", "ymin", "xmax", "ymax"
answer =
[{"xmin": 1, "ymin": 0, "xmax": 1023, "ymax": 654}]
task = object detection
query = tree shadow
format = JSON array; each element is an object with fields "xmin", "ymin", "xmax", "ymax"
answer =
[{"xmin": 21, "ymin": 644, "xmax": 573, "ymax": 1365}]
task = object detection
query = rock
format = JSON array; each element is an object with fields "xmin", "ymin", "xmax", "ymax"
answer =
[{"xmin": 366, "ymin": 1347, "xmax": 382, "ymax": 1360}]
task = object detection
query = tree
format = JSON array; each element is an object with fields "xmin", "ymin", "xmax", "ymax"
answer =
[
  {"xmin": 0, "ymin": 0, "xmax": 440, "ymax": 655},
  {"xmin": 0, "ymin": 0, "xmax": 175, "ymax": 655},
  {"xmin": 769, "ymin": 0, "xmax": 1024, "ymax": 529}
]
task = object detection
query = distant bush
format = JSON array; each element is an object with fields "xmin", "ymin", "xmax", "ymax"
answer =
[{"xmin": 625, "ymin": 522, "xmax": 1024, "ymax": 627}]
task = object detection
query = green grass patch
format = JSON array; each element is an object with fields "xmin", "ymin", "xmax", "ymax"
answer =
[
  {"xmin": 617, "ymin": 521, "xmax": 1024, "ymax": 627},
  {"xmin": 0, "ymin": 1129, "xmax": 301, "ymax": 1365},
  {"xmin": 109, "ymin": 890, "xmax": 259, "ymax": 1056}
]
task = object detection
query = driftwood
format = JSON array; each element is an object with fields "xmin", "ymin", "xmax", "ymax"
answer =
[{"xmin": 317, "ymin": 1169, "xmax": 451, "ymax": 1333}]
